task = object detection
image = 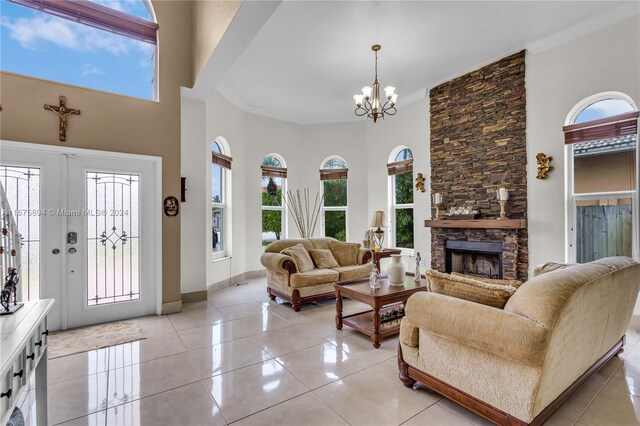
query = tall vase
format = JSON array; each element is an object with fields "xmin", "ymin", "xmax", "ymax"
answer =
[{"xmin": 388, "ymin": 254, "xmax": 406, "ymax": 285}]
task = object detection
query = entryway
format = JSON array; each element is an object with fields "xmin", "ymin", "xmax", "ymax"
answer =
[{"xmin": 0, "ymin": 141, "xmax": 162, "ymax": 330}]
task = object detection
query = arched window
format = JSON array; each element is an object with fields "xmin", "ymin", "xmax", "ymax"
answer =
[
  {"xmin": 212, "ymin": 139, "xmax": 232, "ymax": 258},
  {"xmin": 261, "ymin": 154, "xmax": 287, "ymax": 245},
  {"xmin": 388, "ymin": 148, "xmax": 414, "ymax": 249},
  {"xmin": 1, "ymin": 0, "xmax": 158, "ymax": 100},
  {"xmin": 320, "ymin": 156, "xmax": 348, "ymax": 241},
  {"xmin": 564, "ymin": 93, "xmax": 638, "ymax": 262}
]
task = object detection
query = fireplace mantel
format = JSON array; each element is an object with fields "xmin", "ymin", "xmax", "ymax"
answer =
[{"xmin": 424, "ymin": 219, "xmax": 527, "ymax": 230}]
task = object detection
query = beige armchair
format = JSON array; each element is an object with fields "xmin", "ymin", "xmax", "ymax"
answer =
[
  {"xmin": 261, "ymin": 237, "xmax": 372, "ymax": 311},
  {"xmin": 398, "ymin": 257, "xmax": 640, "ymax": 425}
]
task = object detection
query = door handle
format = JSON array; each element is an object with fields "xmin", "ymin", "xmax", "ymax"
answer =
[{"xmin": 52, "ymin": 248, "xmax": 60, "ymax": 255}]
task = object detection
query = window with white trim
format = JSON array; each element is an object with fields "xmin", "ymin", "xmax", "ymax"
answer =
[
  {"xmin": 211, "ymin": 141, "xmax": 231, "ymax": 258},
  {"xmin": 261, "ymin": 155, "xmax": 287, "ymax": 246},
  {"xmin": 389, "ymin": 148, "xmax": 414, "ymax": 249},
  {"xmin": 565, "ymin": 95, "xmax": 638, "ymax": 262},
  {"xmin": 321, "ymin": 157, "xmax": 348, "ymax": 241}
]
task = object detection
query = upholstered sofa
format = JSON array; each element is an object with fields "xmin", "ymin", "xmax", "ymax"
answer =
[
  {"xmin": 398, "ymin": 257, "xmax": 640, "ymax": 425},
  {"xmin": 261, "ymin": 237, "xmax": 373, "ymax": 311}
]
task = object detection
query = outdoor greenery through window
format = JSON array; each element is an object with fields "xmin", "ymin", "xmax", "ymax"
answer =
[
  {"xmin": 262, "ymin": 155, "xmax": 286, "ymax": 246},
  {"xmin": 322, "ymin": 157, "xmax": 348, "ymax": 241},
  {"xmin": 212, "ymin": 141, "xmax": 225, "ymax": 256},
  {"xmin": 392, "ymin": 148, "xmax": 414, "ymax": 249},
  {"xmin": 569, "ymin": 98, "xmax": 637, "ymax": 263}
]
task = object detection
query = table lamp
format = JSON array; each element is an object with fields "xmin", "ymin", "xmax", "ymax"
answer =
[{"xmin": 370, "ymin": 211, "xmax": 386, "ymax": 252}]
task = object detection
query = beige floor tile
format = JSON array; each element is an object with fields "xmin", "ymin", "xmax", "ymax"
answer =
[
  {"xmin": 168, "ymin": 303, "xmax": 225, "ymax": 330},
  {"xmin": 544, "ymin": 373, "xmax": 610, "ymax": 426},
  {"xmin": 314, "ymin": 367, "xmax": 438, "ymax": 426},
  {"xmin": 403, "ymin": 404, "xmax": 474, "ymax": 426},
  {"xmin": 208, "ymin": 292, "xmax": 252, "ymax": 308},
  {"xmin": 188, "ymin": 337, "xmax": 272, "ymax": 378},
  {"xmin": 106, "ymin": 352, "xmax": 201, "ymax": 407},
  {"xmin": 605, "ymin": 362, "xmax": 640, "ymax": 397},
  {"xmin": 49, "ymin": 348, "xmax": 109, "ymax": 385},
  {"xmin": 105, "ymin": 382, "xmax": 225, "ymax": 426},
  {"xmin": 576, "ymin": 385, "xmax": 640, "ymax": 425},
  {"xmin": 108, "ymin": 331, "xmax": 186, "ymax": 369},
  {"xmin": 275, "ymin": 342, "xmax": 369, "ymax": 389},
  {"xmin": 250, "ymin": 326, "xmax": 327, "ymax": 357},
  {"xmin": 328, "ymin": 333, "xmax": 397, "ymax": 367},
  {"xmin": 620, "ymin": 342, "xmax": 640, "ymax": 369},
  {"xmin": 204, "ymin": 359, "xmax": 309, "ymax": 423},
  {"xmin": 233, "ymin": 392, "xmax": 349, "ymax": 426},
  {"xmin": 291, "ymin": 320, "xmax": 356, "ymax": 342},
  {"xmin": 626, "ymin": 328, "xmax": 640, "ymax": 349},
  {"xmin": 436, "ymin": 399, "xmax": 494, "ymax": 426},
  {"xmin": 55, "ymin": 411, "xmax": 107, "ymax": 426},
  {"xmin": 264, "ymin": 302, "xmax": 315, "ymax": 324},
  {"xmin": 48, "ymin": 372, "xmax": 109, "ymax": 425},
  {"xmin": 218, "ymin": 301, "xmax": 269, "ymax": 321},
  {"xmin": 177, "ymin": 313, "xmax": 293, "ymax": 350}
]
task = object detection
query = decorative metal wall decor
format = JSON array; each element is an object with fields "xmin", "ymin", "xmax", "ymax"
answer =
[
  {"xmin": 44, "ymin": 96, "xmax": 81, "ymax": 142},
  {"xmin": 164, "ymin": 196, "xmax": 179, "ymax": 217},
  {"xmin": 415, "ymin": 173, "xmax": 426, "ymax": 192},
  {"xmin": 536, "ymin": 153, "xmax": 554, "ymax": 180}
]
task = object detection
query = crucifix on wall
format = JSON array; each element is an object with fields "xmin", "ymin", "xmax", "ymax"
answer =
[{"xmin": 44, "ymin": 96, "xmax": 81, "ymax": 142}]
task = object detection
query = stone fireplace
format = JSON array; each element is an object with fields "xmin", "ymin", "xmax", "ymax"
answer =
[{"xmin": 428, "ymin": 51, "xmax": 528, "ymax": 281}]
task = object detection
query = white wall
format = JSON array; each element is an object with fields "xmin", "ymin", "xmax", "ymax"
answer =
[
  {"xmin": 365, "ymin": 97, "xmax": 431, "ymax": 273},
  {"xmin": 526, "ymin": 16, "xmax": 640, "ymax": 271}
]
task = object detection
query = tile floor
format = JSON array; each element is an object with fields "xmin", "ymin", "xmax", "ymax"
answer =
[{"xmin": 16, "ymin": 277, "xmax": 640, "ymax": 425}]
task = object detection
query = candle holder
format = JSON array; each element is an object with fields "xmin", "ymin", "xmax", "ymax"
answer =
[
  {"xmin": 496, "ymin": 188, "xmax": 509, "ymax": 220},
  {"xmin": 432, "ymin": 193, "xmax": 443, "ymax": 220}
]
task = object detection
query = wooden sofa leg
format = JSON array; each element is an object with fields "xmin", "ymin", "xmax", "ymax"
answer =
[
  {"xmin": 291, "ymin": 289, "xmax": 302, "ymax": 312},
  {"xmin": 397, "ymin": 342, "xmax": 416, "ymax": 388},
  {"xmin": 267, "ymin": 287, "xmax": 276, "ymax": 301}
]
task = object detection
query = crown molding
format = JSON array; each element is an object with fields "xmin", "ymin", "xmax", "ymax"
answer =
[
  {"xmin": 525, "ymin": 2, "xmax": 640, "ymax": 54},
  {"xmin": 216, "ymin": 85, "xmax": 426, "ymax": 125}
]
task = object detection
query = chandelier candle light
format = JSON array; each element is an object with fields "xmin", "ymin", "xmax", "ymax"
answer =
[
  {"xmin": 496, "ymin": 187, "xmax": 509, "ymax": 220},
  {"xmin": 353, "ymin": 45, "xmax": 398, "ymax": 123}
]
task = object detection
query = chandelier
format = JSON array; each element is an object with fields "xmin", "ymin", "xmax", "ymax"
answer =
[{"xmin": 353, "ymin": 44, "xmax": 398, "ymax": 123}]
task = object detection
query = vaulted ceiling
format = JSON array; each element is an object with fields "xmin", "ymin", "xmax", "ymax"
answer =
[{"xmin": 213, "ymin": 1, "xmax": 639, "ymax": 124}]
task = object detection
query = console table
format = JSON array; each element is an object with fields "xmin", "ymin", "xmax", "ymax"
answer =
[{"xmin": 1, "ymin": 299, "xmax": 54, "ymax": 425}]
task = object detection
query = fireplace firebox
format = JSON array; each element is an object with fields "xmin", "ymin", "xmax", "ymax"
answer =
[{"xmin": 445, "ymin": 240, "xmax": 503, "ymax": 279}]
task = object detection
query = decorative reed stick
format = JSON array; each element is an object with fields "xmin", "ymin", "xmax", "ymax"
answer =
[{"xmin": 285, "ymin": 188, "xmax": 324, "ymax": 238}]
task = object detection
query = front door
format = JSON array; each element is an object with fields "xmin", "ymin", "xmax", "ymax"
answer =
[{"xmin": 0, "ymin": 142, "xmax": 161, "ymax": 330}]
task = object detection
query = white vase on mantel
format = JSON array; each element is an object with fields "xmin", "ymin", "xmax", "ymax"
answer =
[{"xmin": 388, "ymin": 254, "xmax": 406, "ymax": 286}]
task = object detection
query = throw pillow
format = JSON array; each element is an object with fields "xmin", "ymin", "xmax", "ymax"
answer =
[
  {"xmin": 280, "ymin": 244, "xmax": 315, "ymax": 273},
  {"xmin": 329, "ymin": 240, "xmax": 361, "ymax": 267},
  {"xmin": 426, "ymin": 269, "xmax": 516, "ymax": 309},
  {"xmin": 451, "ymin": 272, "xmax": 523, "ymax": 289},
  {"xmin": 309, "ymin": 249, "xmax": 340, "ymax": 269}
]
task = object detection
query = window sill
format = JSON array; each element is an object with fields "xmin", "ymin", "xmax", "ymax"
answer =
[{"xmin": 212, "ymin": 255, "xmax": 230, "ymax": 263}]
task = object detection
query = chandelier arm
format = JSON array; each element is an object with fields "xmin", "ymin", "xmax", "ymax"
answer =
[{"xmin": 354, "ymin": 107, "xmax": 368, "ymax": 117}]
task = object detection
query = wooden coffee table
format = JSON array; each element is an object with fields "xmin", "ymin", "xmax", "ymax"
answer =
[{"xmin": 334, "ymin": 275, "xmax": 428, "ymax": 348}]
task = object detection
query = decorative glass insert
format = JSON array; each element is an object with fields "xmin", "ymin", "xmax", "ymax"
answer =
[
  {"xmin": 574, "ymin": 99, "xmax": 635, "ymax": 123},
  {"xmin": 0, "ymin": 166, "xmax": 40, "ymax": 301},
  {"xmin": 87, "ymin": 172, "xmax": 140, "ymax": 306},
  {"xmin": 395, "ymin": 148, "xmax": 413, "ymax": 162}
]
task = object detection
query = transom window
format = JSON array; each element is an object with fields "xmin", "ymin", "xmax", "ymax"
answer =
[
  {"xmin": 1, "ymin": 0, "xmax": 158, "ymax": 100},
  {"xmin": 321, "ymin": 156, "xmax": 348, "ymax": 241},
  {"xmin": 565, "ymin": 95, "xmax": 638, "ymax": 262},
  {"xmin": 261, "ymin": 155, "xmax": 287, "ymax": 246},
  {"xmin": 389, "ymin": 148, "xmax": 414, "ymax": 249}
]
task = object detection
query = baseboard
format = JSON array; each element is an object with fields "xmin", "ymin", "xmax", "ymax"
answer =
[
  {"xmin": 161, "ymin": 299, "xmax": 182, "ymax": 314},
  {"xmin": 207, "ymin": 269, "xmax": 266, "ymax": 294},
  {"xmin": 181, "ymin": 290, "xmax": 208, "ymax": 303}
]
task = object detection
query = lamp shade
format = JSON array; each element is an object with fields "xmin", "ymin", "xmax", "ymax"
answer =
[{"xmin": 370, "ymin": 210, "xmax": 386, "ymax": 228}]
